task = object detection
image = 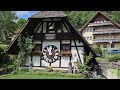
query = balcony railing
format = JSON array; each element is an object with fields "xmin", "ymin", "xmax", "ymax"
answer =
[
  {"xmin": 93, "ymin": 39, "xmax": 120, "ymax": 43},
  {"xmin": 93, "ymin": 29, "xmax": 120, "ymax": 34},
  {"xmin": 88, "ymin": 21, "xmax": 113, "ymax": 27}
]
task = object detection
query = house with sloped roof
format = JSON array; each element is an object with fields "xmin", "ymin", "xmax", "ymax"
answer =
[
  {"xmin": 6, "ymin": 11, "xmax": 98, "ymax": 70},
  {"xmin": 80, "ymin": 11, "xmax": 120, "ymax": 52}
]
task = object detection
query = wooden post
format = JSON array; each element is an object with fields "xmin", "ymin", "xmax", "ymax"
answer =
[{"xmin": 68, "ymin": 61, "xmax": 72, "ymax": 73}]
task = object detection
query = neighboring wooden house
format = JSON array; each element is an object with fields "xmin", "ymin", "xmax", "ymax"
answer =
[
  {"xmin": 6, "ymin": 11, "xmax": 98, "ymax": 69},
  {"xmin": 80, "ymin": 11, "xmax": 120, "ymax": 51}
]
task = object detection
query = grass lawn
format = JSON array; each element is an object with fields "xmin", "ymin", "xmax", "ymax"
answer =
[
  {"xmin": 117, "ymin": 70, "xmax": 120, "ymax": 77},
  {"xmin": 0, "ymin": 70, "xmax": 84, "ymax": 79}
]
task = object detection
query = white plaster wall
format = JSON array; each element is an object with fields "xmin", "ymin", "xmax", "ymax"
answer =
[
  {"xmin": 51, "ymin": 60, "xmax": 59, "ymax": 67},
  {"xmin": 42, "ymin": 41, "xmax": 60, "ymax": 51},
  {"xmin": 62, "ymin": 23, "xmax": 68, "ymax": 32},
  {"xmin": 36, "ymin": 23, "xmax": 42, "ymax": 33},
  {"xmin": 61, "ymin": 57, "xmax": 70, "ymax": 67},
  {"xmin": 71, "ymin": 40, "xmax": 75, "ymax": 46},
  {"xmin": 33, "ymin": 56, "xmax": 40, "ymax": 66},
  {"xmin": 34, "ymin": 22, "xmax": 41, "ymax": 33},
  {"xmin": 71, "ymin": 40, "xmax": 83, "ymax": 46},
  {"xmin": 71, "ymin": 47, "xmax": 84, "ymax": 65},
  {"xmin": 76, "ymin": 40, "xmax": 83, "ymax": 46},
  {"xmin": 24, "ymin": 56, "xmax": 31, "ymax": 66},
  {"xmin": 62, "ymin": 40, "xmax": 70, "ymax": 44},
  {"xmin": 78, "ymin": 47, "xmax": 84, "ymax": 64},
  {"xmin": 41, "ymin": 60, "xmax": 49, "ymax": 67}
]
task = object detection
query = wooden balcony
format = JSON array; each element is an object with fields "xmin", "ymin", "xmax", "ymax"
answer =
[
  {"xmin": 60, "ymin": 51, "xmax": 72, "ymax": 57},
  {"xmin": 93, "ymin": 39, "xmax": 120, "ymax": 43},
  {"xmin": 31, "ymin": 50, "xmax": 43, "ymax": 56},
  {"xmin": 93, "ymin": 29, "xmax": 120, "ymax": 35},
  {"xmin": 88, "ymin": 21, "xmax": 113, "ymax": 27}
]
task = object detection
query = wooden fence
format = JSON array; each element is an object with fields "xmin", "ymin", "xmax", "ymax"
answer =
[{"xmin": 99, "ymin": 62, "xmax": 120, "ymax": 70}]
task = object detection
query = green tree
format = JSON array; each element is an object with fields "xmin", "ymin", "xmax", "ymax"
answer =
[
  {"xmin": 17, "ymin": 18, "xmax": 27, "ymax": 29},
  {"xmin": 93, "ymin": 47, "xmax": 102, "ymax": 57},
  {"xmin": 64, "ymin": 11, "xmax": 96, "ymax": 29},
  {"xmin": 64, "ymin": 11, "xmax": 120, "ymax": 29},
  {"xmin": 0, "ymin": 11, "xmax": 17, "ymax": 43}
]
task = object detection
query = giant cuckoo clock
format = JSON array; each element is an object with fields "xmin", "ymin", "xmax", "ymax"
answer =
[{"xmin": 43, "ymin": 45, "xmax": 59, "ymax": 63}]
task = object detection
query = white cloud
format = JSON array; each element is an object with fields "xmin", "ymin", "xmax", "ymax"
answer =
[{"xmin": 16, "ymin": 11, "xmax": 31, "ymax": 17}]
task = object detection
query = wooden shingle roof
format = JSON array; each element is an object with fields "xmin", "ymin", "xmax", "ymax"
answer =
[{"xmin": 29, "ymin": 11, "xmax": 67, "ymax": 18}]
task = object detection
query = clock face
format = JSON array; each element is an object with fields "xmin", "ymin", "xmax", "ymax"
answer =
[{"xmin": 43, "ymin": 45, "xmax": 59, "ymax": 63}]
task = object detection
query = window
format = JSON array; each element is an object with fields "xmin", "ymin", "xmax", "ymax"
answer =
[
  {"xmin": 93, "ymin": 28, "xmax": 95, "ymax": 31},
  {"xmin": 97, "ymin": 44, "xmax": 100, "ymax": 47},
  {"xmin": 45, "ymin": 34, "xmax": 56, "ymax": 40},
  {"xmin": 55, "ymin": 22, "xmax": 62, "ymax": 31},
  {"xmin": 103, "ymin": 44, "xmax": 107, "ymax": 48},
  {"xmin": 61, "ymin": 44, "xmax": 70, "ymax": 52},
  {"xmin": 33, "ymin": 44, "xmax": 42, "ymax": 52},
  {"xmin": 47, "ymin": 22, "xmax": 55, "ymax": 30},
  {"xmin": 111, "ymin": 44, "xmax": 114, "ymax": 48},
  {"xmin": 112, "ymin": 36, "xmax": 115, "ymax": 39},
  {"xmin": 104, "ymin": 36, "xmax": 107, "ymax": 39},
  {"xmin": 87, "ymin": 36, "xmax": 89, "ymax": 40},
  {"xmin": 90, "ymin": 36, "xmax": 92, "ymax": 40}
]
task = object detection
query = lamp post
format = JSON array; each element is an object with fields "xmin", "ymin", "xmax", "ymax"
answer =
[
  {"xmin": 109, "ymin": 31, "xmax": 112, "ymax": 55},
  {"xmin": 109, "ymin": 40, "xmax": 112, "ymax": 55}
]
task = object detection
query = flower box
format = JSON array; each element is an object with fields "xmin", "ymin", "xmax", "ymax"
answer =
[
  {"xmin": 60, "ymin": 51, "xmax": 72, "ymax": 57},
  {"xmin": 31, "ymin": 50, "xmax": 43, "ymax": 55}
]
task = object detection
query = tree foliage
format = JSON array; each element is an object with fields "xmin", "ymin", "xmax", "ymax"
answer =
[
  {"xmin": 64, "ymin": 11, "xmax": 96, "ymax": 29},
  {"xmin": 16, "ymin": 18, "xmax": 27, "ymax": 29},
  {"xmin": 64, "ymin": 11, "xmax": 120, "ymax": 29},
  {"xmin": 0, "ymin": 11, "xmax": 17, "ymax": 43},
  {"xmin": 93, "ymin": 47, "xmax": 103, "ymax": 57},
  {"xmin": 17, "ymin": 35, "xmax": 35, "ymax": 68}
]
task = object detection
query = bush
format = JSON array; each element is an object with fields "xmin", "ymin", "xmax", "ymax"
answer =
[
  {"xmin": 77, "ymin": 64, "xmax": 86, "ymax": 73},
  {"xmin": 93, "ymin": 47, "xmax": 102, "ymax": 57},
  {"xmin": 0, "ymin": 44, "xmax": 7, "ymax": 53},
  {"xmin": 105, "ymin": 54, "xmax": 120, "ymax": 62}
]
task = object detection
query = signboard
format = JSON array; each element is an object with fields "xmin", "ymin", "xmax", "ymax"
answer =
[{"xmin": 45, "ymin": 34, "xmax": 56, "ymax": 40}]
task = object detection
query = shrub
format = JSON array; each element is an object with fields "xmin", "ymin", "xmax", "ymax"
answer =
[
  {"xmin": 77, "ymin": 64, "xmax": 86, "ymax": 73},
  {"xmin": 77, "ymin": 53, "xmax": 93, "ymax": 73},
  {"xmin": 105, "ymin": 54, "xmax": 120, "ymax": 62},
  {"xmin": 0, "ymin": 44, "xmax": 7, "ymax": 53},
  {"xmin": 93, "ymin": 47, "xmax": 102, "ymax": 57}
]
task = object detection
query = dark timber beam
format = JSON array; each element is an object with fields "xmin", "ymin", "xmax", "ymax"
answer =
[
  {"xmin": 34, "ymin": 22, "xmax": 42, "ymax": 33},
  {"xmin": 73, "ymin": 34, "xmax": 82, "ymax": 64},
  {"xmin": 62, "ymin": 21, "xmax": 70, "ymax": 32}
]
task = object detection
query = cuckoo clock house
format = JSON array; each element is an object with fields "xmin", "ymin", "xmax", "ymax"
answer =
[
  {"xmin": 6, "ymin": 11, "xmax": 98, "ymax": 70},
  {"xmin": 80, "ymin": 11, "xmax": 120, "ymax": 52}
]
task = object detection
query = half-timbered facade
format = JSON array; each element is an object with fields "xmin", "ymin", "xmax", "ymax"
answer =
[{"xmin": 6, "ymin": 11, "xmax": 98, "ymax": 69}]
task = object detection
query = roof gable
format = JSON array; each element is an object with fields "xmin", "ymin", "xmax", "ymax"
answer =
[
  {"xmin": 79, "ymin": 11, "xmax": 120, "ymax": 33},
  {"xmin": 6, "ymin": 11, "xmax": 98, "ymax": 57}
]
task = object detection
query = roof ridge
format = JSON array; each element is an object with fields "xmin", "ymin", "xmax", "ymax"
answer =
[{"xmin": 29, "ymin": 11, "xmax": 66, "ymax": 18}]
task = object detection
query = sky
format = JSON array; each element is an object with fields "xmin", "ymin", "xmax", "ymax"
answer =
[{"xmin": 16, "ymin": 11, "xmax": 39, "ymax": 20}]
